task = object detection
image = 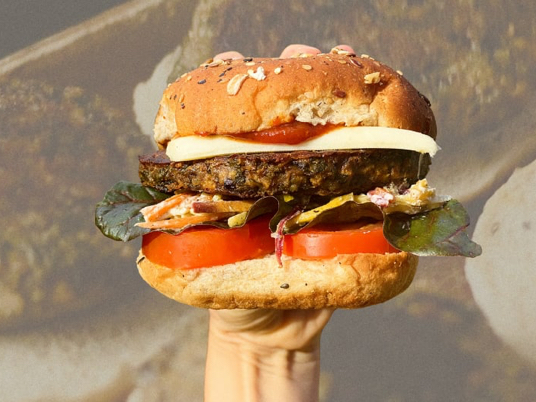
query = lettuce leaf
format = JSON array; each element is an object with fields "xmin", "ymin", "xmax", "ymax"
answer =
[
  {"xmin": 95, "ymin": 181, "xmax": 170, "ymax": 241},
  {"xmin": 95, "ymin": 182, "xmax": 285, "ymax": 240},
  {"xmin": 383, "ymin": 199, "xmax": 482, "ymax": 257}
]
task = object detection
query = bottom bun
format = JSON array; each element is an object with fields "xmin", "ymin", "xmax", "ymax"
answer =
[{"xmin": 137, "ymin": 251, "xmax": 418, "ymax": 309}]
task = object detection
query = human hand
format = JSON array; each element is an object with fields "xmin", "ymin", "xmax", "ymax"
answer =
[{"xmin": 206, "ymin": 308, "xmax": 333, "ymax": 402}]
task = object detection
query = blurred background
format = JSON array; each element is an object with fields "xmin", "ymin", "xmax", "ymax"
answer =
[{"xmin": 1, "ymin": 0, "xmax": 536, "ymax": 401}]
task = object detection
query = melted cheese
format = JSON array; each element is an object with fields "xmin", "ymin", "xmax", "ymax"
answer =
[{"xmin": 165, "ymin": 126, "xmax": 439, "ymax": 162}]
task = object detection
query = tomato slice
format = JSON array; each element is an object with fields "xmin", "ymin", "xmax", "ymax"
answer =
[
  {"xmin": 282, "ymin": 222, "xmax": 398, "ymax": 259},
  {"xmin": 142, "ymin": 217, "xmax": 398, "ymax": 269},
  {"xmin": 141, "ymin": 216, "xmax": 274, "ymax": 270}
]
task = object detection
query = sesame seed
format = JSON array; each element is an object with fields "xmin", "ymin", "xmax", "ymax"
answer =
[
  {"xmin": 280, "ymin": 283, "xmax": 290, "ymax": 289},
  {"xmin": 186, "ymin": 76, "xmax": 192, "ymax": 81},
  {"xmin": 332, "ymin": 89, "xmax": 346, "ymax": 98},
  {"xmin": 350, "ymin": 58, "xmax": 363, "ymax": 68},
  {"xmin": 274, "ymin": 67, "xmax": 282, "ymax": 74},
  {"xmin": 198, "ymin": 79, "xmax": 206, "ymax": 84},
  {"xmin": 219, "ymin": 67, "xmax": 233, "ymax": 77},
  {"xmin": 396, "ymin": 69, "xmax": 404, "ymax": 76},
  {"xmin": 302, "ymin": 64, "xmax": 312, "ymax": 71},
  {"xmin": 245, "ymin": 61, "xmax": 256, "ymax": 66}
]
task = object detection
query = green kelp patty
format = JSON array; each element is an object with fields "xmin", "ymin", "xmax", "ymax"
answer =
[{"xmin": 138, "ymin": 149, "xmax": 431, "ymax": 198}]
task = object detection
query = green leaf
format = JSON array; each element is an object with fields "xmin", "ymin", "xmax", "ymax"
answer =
[
  {"xmin": 268, "ymin": 195, "xmax": 310, "ymax": 233},
  {"xmin": 95, "ymin": 181, "xmax": 170, "ymax": 241},
  {"xmin": 383, "ymin": 199, "xmax": 482, "ymax": 257},
  {"xmin": 282, "ymin": 199, "xmax": 383, "ymax": 234}
]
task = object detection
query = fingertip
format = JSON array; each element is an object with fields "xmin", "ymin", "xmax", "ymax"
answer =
[
  {"xmin": 213, "ymin": 51, "xmax": 244, "ymax": 61},
  {"xmin": 280, "ymin": 44, "xmax": 322, "ymax": 58}
]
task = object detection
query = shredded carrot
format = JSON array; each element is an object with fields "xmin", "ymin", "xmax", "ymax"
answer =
[
  {"xmin": 140, "ymin": 193, "xmax": 191, "ymax": 222},
  {"xmin": 136, "ymin": 213, "xmax": 231, "ymax": 230}
]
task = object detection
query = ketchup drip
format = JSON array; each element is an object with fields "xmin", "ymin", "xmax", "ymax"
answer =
[{"xmin": 226, "ymin": 122, "xmax": 336, "ymax": 145}]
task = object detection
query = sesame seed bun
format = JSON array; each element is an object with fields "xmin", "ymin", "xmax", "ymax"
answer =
[
  {"xmin": 154, "ymin": 52, "xmax": 436, "ymax": 148},
  {"xmin": 137, "ymin": 251, "xmax": 418, "ymax": 309}
]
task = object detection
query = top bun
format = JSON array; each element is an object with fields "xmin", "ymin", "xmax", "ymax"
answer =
[{"xmin": 154, "ymin": 50, "xmax": 436, "ymax": 148}]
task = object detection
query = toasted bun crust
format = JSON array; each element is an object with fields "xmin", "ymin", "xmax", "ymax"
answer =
[
  {"xmin": 137, "ymin": 251, "xmax": 418, "ymax": 309},
  {"xmin": 154, "ymin": 52, "xmax": 436, "ymax": 148}
]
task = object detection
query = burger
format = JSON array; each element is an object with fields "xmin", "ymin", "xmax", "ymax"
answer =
[{"xmin": 95, "ymin": 48, "xmax": 481, "ymax": 309}]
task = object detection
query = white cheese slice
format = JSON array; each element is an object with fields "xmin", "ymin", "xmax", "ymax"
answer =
[{"xmin": 165, "ymin": 126, "xmax": 439, "ymax": 162}]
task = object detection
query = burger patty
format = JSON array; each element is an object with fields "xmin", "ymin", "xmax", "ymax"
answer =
[{"xmin": 139, "ymin": 149, "xmax": 431, "ymax": 198}]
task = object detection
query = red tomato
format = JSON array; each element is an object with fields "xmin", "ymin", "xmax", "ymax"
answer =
[
  {"xmin": 142, "ymin": 218, "xmax": 397, "ymax": 270},
  {"xmin": 141, "ymin": 216, "xmax": 274, "ymax": 270},
  {"xmin": 282, "ymin": 222, "xmax": 398, "ymax": 259}
]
